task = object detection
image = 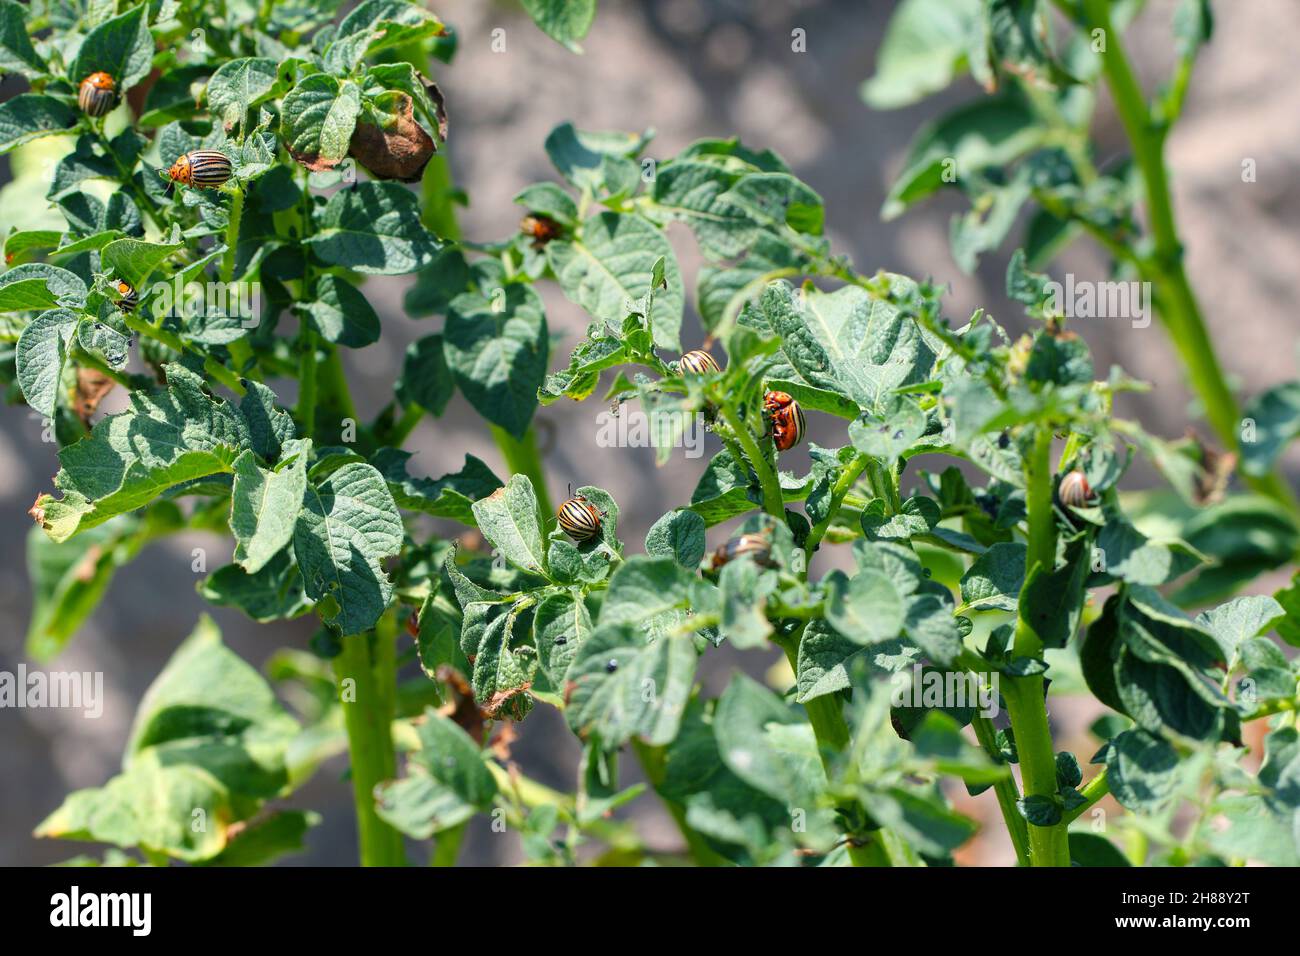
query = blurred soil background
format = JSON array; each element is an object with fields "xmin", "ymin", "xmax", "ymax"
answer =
[{"xmin": 2, "ymin": 0, "xmax": 1298, "ymax": 866}]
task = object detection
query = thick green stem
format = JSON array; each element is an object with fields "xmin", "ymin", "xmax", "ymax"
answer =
[
  {"xmin": 297, "ymin": 332, "xmax": 318, "ymax": 440},
  {"xmin": 490, "ymin": 424, "xmax": 554, "ymax": 521},
  {"xmin": 220, "ymin": 189, "xmax": 244, "ymax": 284},
  {"xmin": 971, "ymin": 714, "xmax": 1031, "ymax": 866},
  {"xmin": 1005, "ymin": 427, "xmax": 1070, "ymax": 866},
  {"xmin": 334, "ymin": 627, "xmax": 406, "ymax": 866},
  {"xmin": 718, "ymin": 404, "xmax": 784, "ymax": 519},
  {"xmin": 779, "ymin": 634, "xmax": 888, "ymax": 867},
  {"xmin": 430, "ymin": 822, "xmax": 466, "ymax": 866},
  {"xmin": 1080, "ymin": 0, "xmax": 1299, "ymax": 517}
]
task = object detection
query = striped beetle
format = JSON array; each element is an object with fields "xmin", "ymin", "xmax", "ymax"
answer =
[
  {"xmin": 1057, "ymin": 469, "xmax": 1095, "ymax": 510},
  {"xmin": 678, "ymin": 350, "xmax": 721, "ymax": 377},
  {"xmin": 167, "ymin": 149, "xmax": 234, "ymax": 190},
  {"xmin": 557, "ymin": 487, "xmax": 604, "ymax": 542},
  {"xmin": 113, "ymin": 279, "xmax": 139, "ymax": 313},
  {"xmin": 708, "ymin": 532, "xmax": 774, "ymax": 572},
  {"xmin": 763, "ymin": 390, "xmax": 806, "ymax": 451},
  {"xmin": 78, "ymin": 72, "xmax": 117, "ymax": 117}
]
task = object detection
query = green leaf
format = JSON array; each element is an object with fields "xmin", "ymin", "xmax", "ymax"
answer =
[
  {"xmin": 231, "ymin": 441, "xmax": 309, "ymax": 575},
  {"xmin": 1273, "ymin": 572, "xmax": 1300, "ymax": 648},
  {"xmin": 0, "ymin": 264, "xmax": 88, "ymax": 311},
  {"xmin": 547, "ymin": 212, "xmax": 684, "ymax": 350},
  {"xmin": 544, "ymin": 122, "xmax": 648, "ymax": 194},
  {"xmin": 375, "ymin": 707, "xmax": 497, "ymax": 838},
  {"xmin": 325, "ymin": 0, "xmax": 446, "ymax": 71},
  {"xmin": 650, "ymin": 161, "xmax": 764, "ymax": 258},
  {"xmin": 293, "ymin": 462, "xmax": 403, "ymax": 636},
  {"xmin": 597, "ymin": 556, "xmax": 694, "ymax": 629},
  {"xmin": 824, "ymin": 568, "xmax": 907, "ymax": 647},
  {"xmin": 0, "ymin": 0, "xmax": 46, "ymax": 77},
  {"xmin": 100, "ymin": 237, "xmax": 184, "ymax": 290},
  {"xmin": 300, "ymin": 274, "xmax": 380, "ymax": 348},
  {"xmin": 470, "ymin": 474, "xmax": 547, "ymax": 576},
  {"xmin": 862, "ymin": 495, "xmax": 941, "ymax": 542},
  {"xmin": 26, "ymin": 511, "xmax": 176, "ymax": 661},
  {"xmin": 444, "ymin": 285, "xmax": 547, "ymax": 440},
  {"xmin": 1240, "ymin": 381, "xmax": 1300, "ymax": 477},
  {"xmin": 374, "ymin": 449, "xmax": 501, "ymax": 525},
  {"xmin": 281, "ymin": 73, "xmax": 361, "ymax": 171},
  {"xmin": 520, "ymin": 0, "xmax": 596, "ymax": 52},
  {"xmin": 715, "ymin": 673, "xmax": 827, "ymax": 807},
  {"xmin": 1016, "ymin": 794, "xmax": 1062, "ymax": 826},
  {"xmin": 848, "ymin": 395, "xmax": 928, "ymax": 465},
  {"xmin": 960, "ymin": 541, "xmax": 1026, "ymax": 612},
  {"xmin": 717, "ymin": 559, "xmax": 775, "ymax": 650},
  {"xmin": 398, "ymin": 333, "xmax": 454, "ymax": 415},
  {"xmin": 1069, "ymin": 832, "xmax": 1131, "ymax": 867},
  {"xmin": 35, "ymin": 616, "xmax": 300, "ymax": 862},
  {"xmin": 205, "ymin": 58, "xmax": 279, "ymax": 132},
  {"xmin": 1019, "ymin": 542, "xmax": 1090, "ymax": 649},
  {"xmin": 16, "ymin": 308, "xmax": 79, "ymax": 420},
  {"xmin": 720, "ymin": 173, "xmax": 824, "ymax": 236},
  {"xmin": 34, "ymin": 365, "xmax": 251, "ymax": 543},
  {"xmin": 307, "ymin": 181, "xmax": 440, "ymax": 274},
  {"xmin": 797, "ymin": 619, "xmax": 917, "ymax": 703},
  {"xmin": 863, "ymin": 786, "xmax": 977, "ymax": 855},
  {"xmin": 514, "ymin": 182, "xmax": 579, "ymax": 225},
  {"xmin": 1203, "ymin": 795, "xmax": 1299, "ymax": 867},
  {"xmin": 198, "ymin": 551, "xmax": 312, "ymax": 624},
  {"xmin": 565, "ymin": 621, "xmax": 697, "ymax": 746},
  {"xmin": 882, "ymin": 93, "xmax": 1045, "ymax": 219},
  {"xmin": 240, "ymin": 379, "xmax": 298, "ymax": 463},
  {"xmin": 1097, "ymin": 728, "xmax": 1186, "ymax": 813},
  {"xmin": 202, "ymin": 810, "xmax": 320, "ymax": 867},
  {"xmin": 1194, "ymin": 595, "xmax": 1286, "ymax": 662},
  {"xmin": 644, "ymin": 509, "xmax": 707, "ymax": 569},
  {"xmin": 756, "ymin": 280, "xmax": 934, "ymax": 413},
  {"xmin": 861, "ymin": 0, "xmax": 982, "ymax": 108},
  {"xmin": 911, "ymin": 712, "xmax": 1007, "ymax": 784},
  {"xmin": 68, "ymin": 4, "xmax": 154, "ymax": 90},
  {"xmin": 0, "ymin": 94, "xmax": 77, "ymax": 154},
  {"xmin": 534, "ymin": 590, "xmax": 593, "ymax": 687}
]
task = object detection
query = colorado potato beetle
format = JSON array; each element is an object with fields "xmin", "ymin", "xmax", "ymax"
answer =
[
  {"xmin": 520, "ymin": 215, "xmax": 561, "ymax": 248},
  {"xmin": 679, "ymin": 350, "xmax": 721, "ymax": 376},
  {"xmin": 763, "ymin": 390, "xmax": 806, "ymax": 451},
  {"xmin": 557, "ymin": 491, "xmax": 603, "ymax": 542},
  {"xmin": 113, "ymin": 279, "xmax": 139, "ymax": 313},
  {"xmin": 1057, "ymin": 469, "xmax": 1095, "ymax": 509},
  {"xmin": 708, "ymin": 532, "xmax": 774, "ymax": 571},
  {"xmin": 167, "ymin": 149, "xmax": 234, "ymax": 190},
  {"xmin": 78, "ymin": 72, "xmax": 117, "ymax": 117}
]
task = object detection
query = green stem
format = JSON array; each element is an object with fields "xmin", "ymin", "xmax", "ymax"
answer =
[
  {"xmin": 121, "ymin": 312, "xmax": 246, "ymax": 395},
  {"xmin": 1005, "ymin": 427, "xmax": 1069, "ymax": 866},
  {"xmin": 1063, "ymin": 769, "xmax": 1110, "ymax": 825},
  {"xmin": 718, "ymin": 403, "xmax": 784, "ymax": 519},
  {"xmin": 971, "ymin": 714, "xmax": 1031, "ymax": 866},
  {"xmin": 430, "ymin": 822, "xmax": 466, "ymax": 866},
  {"xmin": 632, "ymin": 740, "xmax": 731, "ymax": 866},
  {"xmin": 220, "ymin": 188, "xmax": 244, "ymax": 284},
  {"xmin": 778, "ymin": 632, "xmax": 887, "ymax": 867},
  {"xmin": 388, "ymin": 403, "xmax": 426, "ymax": 446},
  {"xmin": 802, "ymin": 452, "xmax": 870, "ymax": 573},
  {"xmin": 1080, "ymin": 0, "xmax": 1299, "ymax": 517},
  {"xmin": 297, "ymin": 332, "xmax": 318, "ymax": 440},
  {"xmin": 490, "ymin": 424, "xmax": 554, "ymax": 520},
  {"xmin": 334, "ymin": 629, "xmax": 406, "ymax": 866}
]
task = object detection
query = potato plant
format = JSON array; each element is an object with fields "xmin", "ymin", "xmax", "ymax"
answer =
[{"xmin": 1, "ymin": 0, "xmax": 1298, "ymax": 868}]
